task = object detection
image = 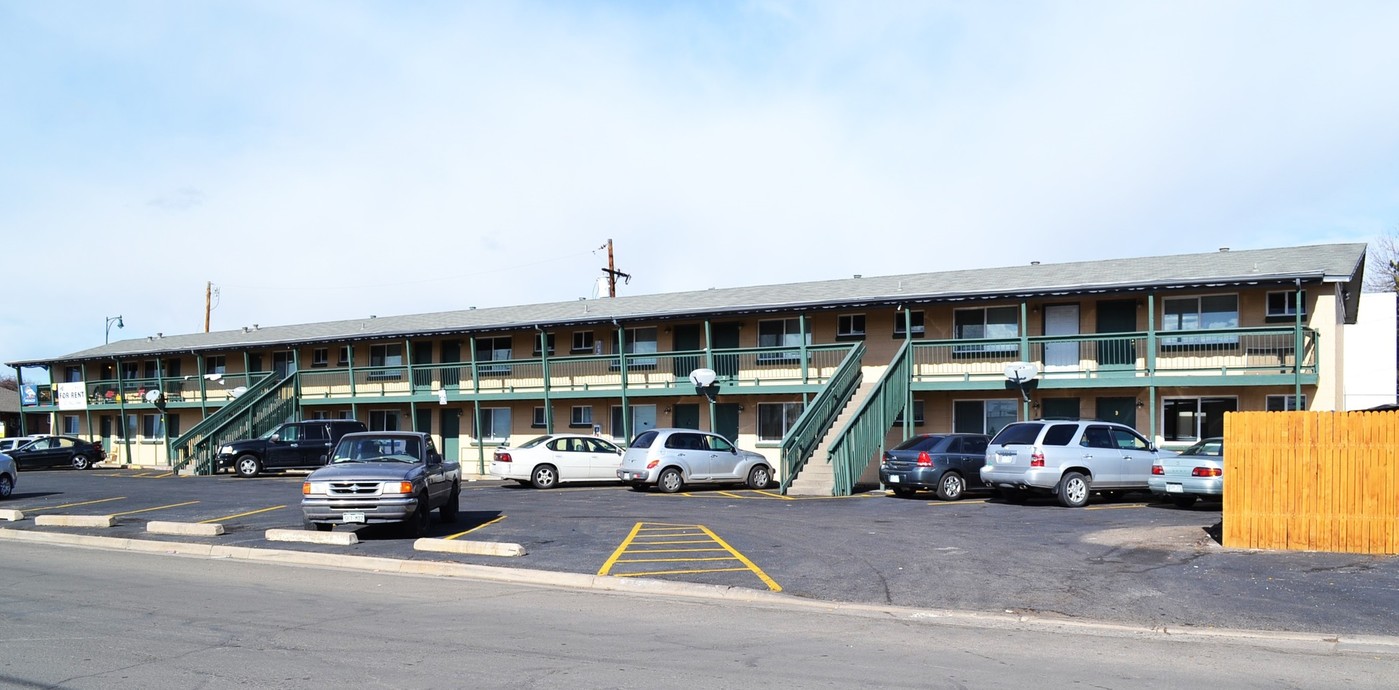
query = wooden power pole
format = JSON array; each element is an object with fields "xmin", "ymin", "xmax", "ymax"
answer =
[
  {"xmin": 601, "ymin": 238, "xmax": 631, "ymax": 298},
  {"xmin": 204, "ymin": 281, "xmax": 212, "ymax": 332}
]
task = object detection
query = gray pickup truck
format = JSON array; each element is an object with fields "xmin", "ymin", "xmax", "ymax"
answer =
[{"xmin": 300, "ymin": 431, "xmax": 460, "ymax": 536}]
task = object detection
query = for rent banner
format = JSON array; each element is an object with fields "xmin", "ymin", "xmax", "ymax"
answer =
[{"xmin": 56, "ymin": 382, "xmax": 88, "ymax": 410}]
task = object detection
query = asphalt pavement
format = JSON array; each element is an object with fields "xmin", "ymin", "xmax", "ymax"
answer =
[{"xmin": 4, "ymin": 464, "xmax": 1399, "ymax": 639}]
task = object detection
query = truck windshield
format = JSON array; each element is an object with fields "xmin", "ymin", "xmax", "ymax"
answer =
[{"xmin": 330, "ymin": 438, "xmax": 421, "ymax": 464}]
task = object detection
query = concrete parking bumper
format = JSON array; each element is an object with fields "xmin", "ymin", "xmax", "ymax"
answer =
[
  {"xmin": 266, "ymin": 528, "xmax": 358, "ymax": 546},
  {"xmin": 414, "ymin": 538, "xmax": 526, "ymax": 557},
  {"xmin": 148, "ymin": 521, "xmax": 225, "ymax": 537},
  {"xmin": 0, "ymin": 509, "xmax": 24, "ymax": 521},
  {"xmin": 35, "ymin": 514, "xmax": 115, "ymax": 528}
]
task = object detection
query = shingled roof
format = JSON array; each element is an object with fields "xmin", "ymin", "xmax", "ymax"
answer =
[{"xmin": 8, "ymin": 242, "xmax": 1368, "ymax": 367}]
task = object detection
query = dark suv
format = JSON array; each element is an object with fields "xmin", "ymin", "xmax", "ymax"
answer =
[{"xmin": 217, "ymin": 420, "xmax": 368, "ymax": 477}]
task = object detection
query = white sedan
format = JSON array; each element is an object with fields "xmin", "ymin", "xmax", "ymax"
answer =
[{"xmin": 490, "ymin": 434, "xmax": 625, "ymax": 489}]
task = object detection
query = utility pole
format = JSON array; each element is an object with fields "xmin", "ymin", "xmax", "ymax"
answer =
[
  {"xmin": 600, "ymin": 238, "xmax": 631, "ymax": 298},
  {"xmin": 205, "ymin": 281, "xmax": 212, "ymax": 332}
]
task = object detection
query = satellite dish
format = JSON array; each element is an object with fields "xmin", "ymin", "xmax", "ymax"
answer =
[
  {"xmin": 143, "ymin": 389, "xmax": 164, "ymax": 404},
  {"xmin": 689, "ymin": 368, "xmax": 718, "ymax": 388},
  {"xmin": 229, "ymin": 386, "xmax": 248, "ymax": 398},
  {"xmin": 1003, "ymin": 362, "xmax": 1039, "ymax": 384}
]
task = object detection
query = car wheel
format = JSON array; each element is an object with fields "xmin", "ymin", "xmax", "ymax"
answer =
[
  {"xmin": 657, "ymin": 467, "xmax": 684, "ymax": 494},
  {"xmin": 530, "ymin": 465, "xmax": 559, "ymax": 489},
  {"xmin": 402, "ymin": 495, "xmax": 431, "ymax": 538},
  {"xmin": 746, "ymin": 465, "xmax": 772, "ymax": 489},
  {"xmin": 0, "ymin": 474, "xmax": 12, "ymax": 498},
  {"xmin": 1172, "ymin": 495, "xmax": 1198, "ymax": 509},
  {"xmin": 440, "ymin": 484, "xmax": 460, "ymax": 522},
  {"xmin": 71, "ymin": 454, "xmax": 92, "ymax": 471},
  {"xmin": 235, "ymin": 455, "xmax": 262, "ymax": 478},
  {"xmin": 891, "ymin": 486, "xmax": 916, "ymax": 498},
  {"xmin": 936, "ymin": 472, "xmax": 966, "ymax": 501},
  {"xmin": 1000, "ymin": 488, "xmax": 1029, "ymax": 504},
  {"xmin": 1058, "ymin": 471, "xmax": 1090, "ymax": 508}
]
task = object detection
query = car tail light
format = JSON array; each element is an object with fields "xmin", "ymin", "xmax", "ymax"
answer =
[
  {"xmin": 495, "ymin": 452, "xmax": 512, "ymax": 463},
  {"xmin": 1151, "ymin": 465, "xmax": 1165, "ymax": 475},
  {"xmin": 1192, "ymin": 467, "xmax": 1222, "ymax": 477},
  {"xmin": 1030, "ymin": 447, "xmax": 1045, "ymax": 467},
  {"xmin": 646, "ymin": 460, "xmax": 660, "ymax": 469},
  {"xmin": 917, "ymin": 451, "xmax": 932, "ymax": 467}
]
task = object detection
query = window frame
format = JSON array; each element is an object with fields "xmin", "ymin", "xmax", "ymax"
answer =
[
  {"xmin": 311, "ymin": 348, "xmax": 330, "ymax": 368},
  {"xmin": 757, "ymin": 401, "xmax": 804, "ymax": 441},
  {"xmin": 1265, "ymin": 394, "xmax": 1306, "ymax": 411},
  {"xmin": 1161, "ymin": 294, "xmax": 1240, "ymax": 348},
  {"xmin": 1266, "ymin": 290, "xmax": 1307, "ymax": 320},
  {"xmin": 953, "ymin": 307, "xmax": 1018, "ymax": 356},
  {"xmin": 893, "ymin": 310, "xmax": 926, "ymax": 339},
  {"xmin": 836, "ymin": 314, "xmax": 866, "ymax": 341},
  {"xmin": 757, "ymin": 318, "xmax": 810, "ymax": 364},
  {"xmin": 570, "ymin": 405, "xmax": 594, "ymax": 428}
]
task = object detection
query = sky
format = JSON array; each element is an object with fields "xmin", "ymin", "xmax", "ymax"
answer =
[{"xmin": 4, "ymin": 0, "xmax": 1399, "ymax": 382}]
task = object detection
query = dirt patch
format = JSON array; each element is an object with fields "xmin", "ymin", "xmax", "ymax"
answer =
[{"xmin": 1082, "ymin": 524, "xmax": 1223, "ymax": 551}]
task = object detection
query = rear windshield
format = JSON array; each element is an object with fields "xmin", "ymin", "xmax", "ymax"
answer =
[
  {"xmin": 629, "ymin": 430, "xmax": 659, "ymax": 449},
  {"xmin": 990, "ymin": 423, "xmax": 1042, "ymax": 446},
  {"xmin": 892, "ymin": 435, "xmax": 945, "ymax": 452},
  {"xmin": 516, "ymin": 436, "xmax": 551, "ymax": 449}
]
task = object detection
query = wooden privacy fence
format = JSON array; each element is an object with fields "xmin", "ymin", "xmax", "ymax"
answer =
[{"xmin": 1224, "ymin": 410, "xmax": 1398, "ymax": 554}]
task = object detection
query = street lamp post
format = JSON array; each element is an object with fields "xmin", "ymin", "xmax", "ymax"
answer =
[{"xmin": 105, "ymin": 315, "xmax": 124, "ymax": 344}]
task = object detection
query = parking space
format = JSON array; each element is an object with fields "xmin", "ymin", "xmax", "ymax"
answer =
[{"xmin": 4, "ymin": 468, "xmax": 1399, "ymax": 636}]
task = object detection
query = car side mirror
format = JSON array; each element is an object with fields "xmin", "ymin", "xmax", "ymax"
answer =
[{"xmin": 270, "ymin": 433, "xmax": 282, "ymax": 443}]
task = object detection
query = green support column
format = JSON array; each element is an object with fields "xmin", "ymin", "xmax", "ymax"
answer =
[
  {"xmin": 1146, "ymin": 293, "xmax": 1157, "ymax": 440},
  {"xmin": 469, "ymin": 336, "xmax": 483, "ymax": 473},
  {"xmin": 704, "ymin": 320, "xmax": 715, "ymax": 431},
  {"xmin": 1294, "ymin": 279, "xmax": 1304, "ymax": 409},
  {"xmin": 617, "ymin": 325, "xmax": 630, "ymax": 440},
  {"xmin": 197, "ymin": 354, "xmax": 209, "ymax": 416},
  {"xmin": 405, "ymin": 337, "xmax": 417, "ymax": 432},
  {"xmin": 1020, "ymin": 302, "xmax": 1031, "ymax": 421},
  {"xmin": 115, "ymin": 358, "xmax": 131, "ymax": 465},
  {"xmin": 242, "ymin": 352, "xmax": 251, "ymax": 388},
  {"xmin": 539, "ymin": 328, "xmax": 553, "ymax": 433},
  {"xmin": 158, "ymin": 357, "xmax": 171, "ymax": 466},
  {"xmin": 903, "ymin": 307, "xmax": 913, "ymax": 438},
  {"xmin": 14, "ymin": 369, "xmax": 26, "ymax": 436},
  {"xmin": 346, "ymin": 344, "xmax": 358, "ymax": 419},
  {"xmin": 799, "ymin": 314, "xmax": 809, "ymax": 386}
]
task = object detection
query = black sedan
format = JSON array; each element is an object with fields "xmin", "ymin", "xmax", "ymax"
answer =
[
  {"xmin": 7, "ymin": 435, "xmax": 106, "ymax": 470},
  {"xmin": 880, "ymin": 433, "xmax": 991, "ymax": 500}
]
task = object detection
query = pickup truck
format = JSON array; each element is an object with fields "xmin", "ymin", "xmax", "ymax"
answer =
[{"xmin": 300, "ymin": 431, "xmax": 460, "ymax": 536}]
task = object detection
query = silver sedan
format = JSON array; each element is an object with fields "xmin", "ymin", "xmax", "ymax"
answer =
[{"xmin": 1148, "ymin": 437, "xmax": 1223, "ymax": 508}]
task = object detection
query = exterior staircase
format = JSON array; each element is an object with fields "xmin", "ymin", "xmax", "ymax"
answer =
[{"xmin": 786, "ymin": 364, "xmax": 887, "ymax": 497}]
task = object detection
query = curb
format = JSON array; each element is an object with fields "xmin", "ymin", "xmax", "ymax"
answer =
[{"xmin": 2, "ymin": 526, "xmax": 1397, "ymax": 655}]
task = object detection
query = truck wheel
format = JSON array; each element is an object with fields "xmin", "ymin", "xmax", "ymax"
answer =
[
  {"xmin": 440, "ymin": 483, "xmax": 460, "ymax": 522},
  {"xmin": 235, "ymin": 455, "xmax": 262, "ymax": 478},
  {"xmin": 657, "ymin": 467, "xmax": 684, "ymax": 494},
  {"xmin": 1057, "ymin": 471, "xmax": 1090, "ymax": 508},
  {"xmin": 402, "ymin": 495, "xmax": 431, "ymax": 538},
  {"xmin": 530, "ymin": 464, "xmax": 559, "ymax": 489}
]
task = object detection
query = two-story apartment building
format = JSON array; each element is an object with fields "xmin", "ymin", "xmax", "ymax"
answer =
[{"xmin": 7, "ymin": 242, "xmax": 1371, "ymax": 495}]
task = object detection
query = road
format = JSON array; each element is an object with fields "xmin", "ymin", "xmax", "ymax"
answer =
[
  {"xmin": 3, "ymin": 541, "xmax": 1396, "ymax": 689},
  {"xmin": 5, "ymin": 467, "xmax": 1399, "ymax": 637}
]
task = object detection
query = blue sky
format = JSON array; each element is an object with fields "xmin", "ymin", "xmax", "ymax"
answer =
[{"xmin": 4, "ymin": 1, "xmax": 1399, "ymax": 381}]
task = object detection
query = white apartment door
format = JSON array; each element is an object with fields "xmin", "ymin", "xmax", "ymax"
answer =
[{"xmin": 1044, "ymin": 304, "xmax": 1080, "ymax": 371}]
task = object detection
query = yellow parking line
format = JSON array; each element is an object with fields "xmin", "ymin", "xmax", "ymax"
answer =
[
  {"xmin": 598, "ymin": 522, "xmax": 646, "ymax": 574},
  {"xmin": 617, "ymin": 556, "xmax": 739, "ymax": 564},
  {"xmin": 614, "ymin": 567, "xmax": 753, "ymax": 578},
  {"xmin": 716, "ymin": 491, "xmax": 742, "ymax": 498},
  {"xmin": 200, "ymin": 505, "xmax": 283, "ymax": 524},
  {"xmin": 111, "ymin": 501, "xmax": 199, "ymax": 517},
  {"xmin": 753, "ymin": 490, "xmax": 794, "ymax": 500},
  {"xmin": 443, "ymin": 515, "xmax": 507, "ymax": 540},
  {"xmin": 698, "ymin": 525, "xmax": 781, "ymax": 591},
  {"xmin": 1085, "ymin": 503, "xmax": 1149, "ymax": 511},
  {"xmin": 20, "ymin": 497, "xmax": 126, "ymax": 512},
  {"xmin": 926, "ymin": 499, "xmax": 990, "ymax": 506},
  {"xmin": 625, "ymin": 548, "xmax": 729, "ymax": 554}
]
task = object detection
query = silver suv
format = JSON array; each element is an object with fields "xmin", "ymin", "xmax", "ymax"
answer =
[
  {"xmin": 617, "ymin": 428, "xmax": 774, "ymax": 493},
  {"xmin": 980, "ymin": 420, "xmax": 1166, "ymax": 507}
]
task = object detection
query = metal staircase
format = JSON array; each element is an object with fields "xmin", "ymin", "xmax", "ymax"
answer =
[{"xmin": 170, "ymin": 372, "xmax": 299, "ymax": 475}]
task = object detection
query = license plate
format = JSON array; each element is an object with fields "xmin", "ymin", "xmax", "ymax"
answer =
[
  {"xmin": 888, "ymin": 475, "xmax": 900, "ymax": 483},
  {"xmin": 997, "ymin": 454, "xmax": 1016, "ymax": 464},
  {"xmin": 1166, "ymin": 484, "xmax": 1183, "ymax": 494},
  {"xmin": 342, "ymin": 512, "xmax": 366, "ymax": 523}
]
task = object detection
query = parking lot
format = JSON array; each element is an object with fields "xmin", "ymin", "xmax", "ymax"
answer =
[{"xmin": 4, "ymin": 465, "xmax": 1399, "ymax": 637}]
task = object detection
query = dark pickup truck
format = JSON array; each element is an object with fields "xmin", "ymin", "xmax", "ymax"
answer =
[{"xmin": 299, "ymin": 431, "xmax": 461, "ymax": 536}]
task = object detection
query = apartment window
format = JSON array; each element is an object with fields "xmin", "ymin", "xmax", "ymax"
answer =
[
  {"xmin": 837, "ymin": 314, "xmax": 866, "ymax": 340},
  {"xmin": 1163, "ymin": 397, "xmax": 1237, "ymax": 442},
  {"xmin": 1266, "ymin": 290, "xmax": 1306, "ymax": 319},
  {"xmin": 532, "ymin": 333, "xmax": 557, "ymax": 356},
  {"xmin": 477, "ymin": 408, "xmax": 511, "ymax": 441},
  {"xmin": 1162, "ymin": 295, "xmax": 1239, "ymax": 347},
  {"xmin": 1266, "ymin": 394, "xmax": 1306, "ymax": 411},
  {"xmin": 571, "ymin": 405, "xmax": 593, "ymax": 428},
  {"xmin": 205, "ymin": 356, "xmax": 227, "ymax": 375},
  {"xmin": 621, "ymin": 327, "xmax": 658, "ymax": 368},
  {"xmin": 369, "ymin": 410, "xmax": 401, "ymax": 431},
  {"xmin": 121, "ymin": 362, "xmax": 139, "ymax": 380},
  {"xmin": 125, "ymin": 414, "xmax": 138, "ymax": 439},
  {"xmin": 143, "ymin": 360, "xmax": 159, "ymax": 378},
  {"xmin": 63, "ymin": 415, "xmax": 79, "ymax": 435},
  {"xmin": 952, "ymin": 399, "xmax": 1018, "ymax": 435},
  {"xmin": 758, "ymin": 318, "xmax": 810, "ymax": 363},
  {"xmin": 572, "ymin": 331, "xmax": 596, "ymax": 354},
  {"xmin": 475, "ymin": 337, "xmax": 512, "ymax": 375},
  {"xmin": 757, "ymin": 402, "xmax": 804, "ymax": 441},
  {"xmin": 953, "ymin": 307, "xmax": 1018, "ymax": 355},
  {"xmin": 368, "ymin": 344, "xmax": 404, "ymax": 380},
  {"xmin": 893, "ymin": 311, "xmax": 926, "ymax": 339},
  {"xmin": 312, "ymin": 348, "xmax": 330, "ymax": 368},
  {"xmin": 338, "ymin": 346, "xmax": 353, "ymax": 367},
  {"xmin": 64, "ymin": 366, "xmax": 83, "ymax": 383},
  {"xmin": 893, "ymin": 400, "xmax": 925, "ymax": 426},
  {"xmin": 142, "ymin": 414, "xmax": 164, "ymax": 438},
  {"xmin": 532, "ymin": 406, "xmax": 547, "ymax": 428}
]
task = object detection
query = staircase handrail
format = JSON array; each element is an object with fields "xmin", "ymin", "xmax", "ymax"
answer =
[
  {"xmin": 170, "ymin": 372, "xmax": 296, "ymax": 474},
  {"xmin": 778, "ymin": 342, "xmax": 865, "ymax": 491},
  {"xmin": 825, "ymin": 340, "xmax": 912, "ymax": 495}
]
